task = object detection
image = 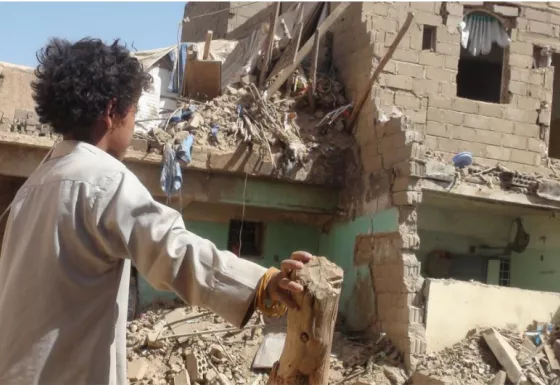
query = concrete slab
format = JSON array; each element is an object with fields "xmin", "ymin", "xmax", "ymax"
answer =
[
  {"xmin": 482, "ymin": 328, "xmax": 526, "ymax": 384},
  {"xmin": 127, "ymin": 358, "xmax": 148, "ymax": 380}
]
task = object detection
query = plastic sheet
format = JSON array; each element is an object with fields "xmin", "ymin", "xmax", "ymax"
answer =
[{"xmin": 459, "ymin": 12, "xmax": 510, "ymax": 57}]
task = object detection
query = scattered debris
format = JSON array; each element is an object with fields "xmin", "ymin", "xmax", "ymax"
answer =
[
  {"xmin": 126, "ymin": 302, "xmax": 408, "ymax": 385},
  {"xmin": 413, "ymin": 325, "xmax": 560, "ymax": 385}
]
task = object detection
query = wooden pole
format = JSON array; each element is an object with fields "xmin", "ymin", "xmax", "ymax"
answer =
[
  {"xmin": 285, "ymin": 4, "xmax": 305, "ymax": 94},
  {"xmin": 347, "ymin": 12, "xmax": 415, "ymax": 132},
  {"xmin": 203, "ymin": 30, "xmax": 213, "ymax": 60},
  {"xmin": 307, "ymin": 28, "xmax": 320, "ymax": 111},
  {"xmin": 259, "ymin": 2, "xmax": 281, "ymax": 88},
  {"xmin": 265, "ymin": 2, "xmax": 350, "ymax": 99},
  {"xmin": 267, "ymin": 257, "xmax": 344, "ymax": 385}
]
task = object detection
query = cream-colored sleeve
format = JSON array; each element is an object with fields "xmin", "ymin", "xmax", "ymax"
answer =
[{"xmin": 93, "ymin": 170, "xmax": 267, "ymax": 328}]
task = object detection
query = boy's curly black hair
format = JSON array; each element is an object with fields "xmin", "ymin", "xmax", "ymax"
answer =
[{"xmin": 32, "ymin": 38, "xmax": 152, "ymax": 139}]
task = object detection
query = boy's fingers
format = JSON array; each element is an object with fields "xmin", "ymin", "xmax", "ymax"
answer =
[
  {"xmin": 281, "ymin": 259, "xmax": 303, "ymax": 273},
  {"xmin": 278, "ymin": 278, "xmax": 304, "ymax": 293},
  {"xmin": 276, "ymin": 290, "xmax": 299, "ymax": 310},
  {"xmin": 290, "ymin": 251, "xmax": 313, "ymax": 263}
]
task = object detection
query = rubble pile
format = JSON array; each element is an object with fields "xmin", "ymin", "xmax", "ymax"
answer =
[
  {"xmin": 143, "ymin": 76, "xmax": 354, "ymax": 173},
  {"xmin": 125, "ymin": 303, "xmax": 406, "ymax": 385},
  {"xmin": 413, "ymin": 325, "xmax": 560, "ymax": 385}
]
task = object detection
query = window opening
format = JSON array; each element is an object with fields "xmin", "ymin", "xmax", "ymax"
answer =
[
  {"xmin": 422, "ymin": 25, "xmax": 437, "ymax": 51},
  {"xmin": 227, "ymin": 220, "xmax": 264, "ymax": 258},
  {"xmin": 457, "ymin": 12, "xmax": 510, "ymax": 103},
  {"xmin": 498, "ymin": 259, "xmax": 511, "ymax": 286}
]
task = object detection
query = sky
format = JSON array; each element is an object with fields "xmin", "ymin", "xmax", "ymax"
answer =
[{"xmin": 0, "ymin": 2, "xmax": 186, "ymax": 67}]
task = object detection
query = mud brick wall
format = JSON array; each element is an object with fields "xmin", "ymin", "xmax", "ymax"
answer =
[
  {"xmin": 327, "ymin": 1, "xmax": 560, "ymax": 366},
  {"xmin": 333, "ymin": 2, "xmax": 560, "ymax": 175}
]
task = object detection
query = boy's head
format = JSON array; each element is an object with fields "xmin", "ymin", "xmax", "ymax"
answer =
[{"xmin": 32, "ymin": 38, "xmax": 152, "ymax": 160}]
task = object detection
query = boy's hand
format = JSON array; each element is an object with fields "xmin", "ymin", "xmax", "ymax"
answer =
[{"xmin": 266, "ymin": 251, "xmax": 313, "ymax": 310}]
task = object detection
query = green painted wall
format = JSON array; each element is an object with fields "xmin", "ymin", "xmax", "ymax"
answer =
[
  {"xmin": 417, "ymin": 203, "xmax": 560, "ymax": 294},
  {"xmin": 137, "ymin": 219, "xmax": 322, "ymax": 311},
  {"xmin": 510, "ymin": 216, "xmax": 560, "ymax": 292},
  {"xmin": 318, "ymin": 208, "xmax": 399, "ymax": 330}
]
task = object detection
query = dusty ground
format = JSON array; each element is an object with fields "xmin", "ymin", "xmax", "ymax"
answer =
[{"xmin": 126, "ymin": 302, "xmax": 406, "ymax": 385}]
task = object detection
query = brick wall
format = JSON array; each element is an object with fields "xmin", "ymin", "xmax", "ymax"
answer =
[
  {"xmin": 329, "ymin": 2, "xmax": 560, "ymax": 366},
  {"xmin": 340, "ymin": 2, "xmax": 560, "ymax": 174},
  {"xmin": 0, "ymin": 62, "xmax": 36, "ymax": 124},
  {"xmin": 181, "ymin": 2, "xmax": 278, "ymax": 42}
]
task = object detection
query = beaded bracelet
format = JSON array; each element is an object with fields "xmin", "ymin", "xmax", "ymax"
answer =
[{"xmin": 255, "ymin": 267, "xmax": 287, "ymax": 318}]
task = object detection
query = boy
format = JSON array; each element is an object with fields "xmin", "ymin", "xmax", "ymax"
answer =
[{"xmin": 0, "ymin": 38, "xmax": 311, "ymax": 385}]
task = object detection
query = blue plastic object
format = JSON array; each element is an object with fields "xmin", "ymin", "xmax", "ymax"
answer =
[
  {"xmin": 452, "ymin": 151, "xmax": 473, "ymax": 168},
  {"xmin": 176, "ymin": 134, "xmax": 194, "ymax": 164},
  {"xmin": 160, "ymin": 144, "xmax": 182, "ymax": 196}
]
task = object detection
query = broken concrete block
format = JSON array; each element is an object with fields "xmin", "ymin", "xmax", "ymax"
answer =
[
  {"xmin": 127, "ymin": 358, "xmax": 148, "ymax": 381},
  {"xmin": 537, "ymin": 179, "xmax": 560, "ymax": 202},
  {"xmin": 148, "ymin": 127, "xmax": 171, "ymax": 150},
  {"xmin": 130, "ymin": 138, "xmax": 148, "ymax": 153},
  {"xmin": 425, "ymin": 160, "xmax": 456, "ymax": 182},
  {"xmin": 188, "ymin": 112, "xmax": 205, "ymax": 130},
  {"xmin": 483, "ymin": 328, "xmax": 527, "ymax": 384},
  {"xmin": 493, "ymin": 4, "xmax": 519, "ymax": 17},
  {"xmin": 164, "ymin": 308, "xmax": 186, "ymax": 325},
  {"xmin": 383, "ymin": 366, "xmax": 407, "ymax": 385},
  {"xmin": 173, "ymin": 370, "xmax": 191, "ymax": 385},
  {"xmin": 539, "ymin": 108, "xmax": 551, "ymax": 126},
  {"xmin": 490, "ymin": 371, "xmax": 506, "ymax": 385},
  {"xmin": 209, "ymin": 344, "xmax": 224, "ymax": 359},
  {"xmin": 410, "ymin": 371, "xmax": 445, "ymax": 385},
  {"xmin": 240, "ymin": 75, "xmax": 256, "ymax": 86},
  {"xmin": 205, "ymin": 368, "xmax": 218, "ymax": 383},
  {"xmin": 185, "ymin": 351, "xmax": 208, "ymax": 382},
  {"xmin": 544, "ymin": 344, "xmax": 560, "ymax": 370}
]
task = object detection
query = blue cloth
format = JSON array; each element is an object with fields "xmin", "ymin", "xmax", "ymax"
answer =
[
  {"xmin": 160, "ymin": 143, "xmax": 183, "ymax": 196},
  {"xmin": 176, "ymin": 134, "xmax": 194, "ymax": 164},
  {"xmin": 168, "ymin": 43, "xmax": 189, "ymax": 93}
]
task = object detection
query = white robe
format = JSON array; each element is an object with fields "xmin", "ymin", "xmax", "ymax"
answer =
[{"xmin": 0, "ymin": 140, "xmax": 266, "ymax": 385}]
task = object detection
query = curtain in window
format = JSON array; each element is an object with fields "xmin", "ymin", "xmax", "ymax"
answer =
[{"xmin": 459, "ymin": 12, "xmax": 511, "ymax": 56}]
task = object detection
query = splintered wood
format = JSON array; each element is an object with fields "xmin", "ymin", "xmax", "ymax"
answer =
[{"xmin": 267, "ymin": 257, "xmax": 344, "ymax": 385}]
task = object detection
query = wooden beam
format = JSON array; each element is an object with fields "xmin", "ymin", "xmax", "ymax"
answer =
[
  {"xmin": 265, "ymin": 2, "xmax": 350, "ymax": 99},
  {"xmin": 348, "ymin": 12, "xmax": 415, "ymax": 132},
  {"xmin": 202, "ymin": 30, "xmax": 213, "ymax": 60},
  {"xmin": 267, "ymin": 257, "xmax": 343, "ymax": 385},
  {"xmin": 307, "ymin": 29, "xmax": 320, "ymax": 111},
  {"xmin": 285, "ymin": 5, "xmax": 305, "ymax": 93},
  {"xmin": 259, "ymin": 3, "xmax": 281, "ymax": 88}
]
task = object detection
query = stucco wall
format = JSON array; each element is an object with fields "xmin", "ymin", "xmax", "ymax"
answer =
[
  {"xmin": 425, "ymin": 278, "xmax": 560, "ymax": 352},
  {"xmin": 318, "ymin": 208, "xmax": 399, "ymax": 331},
  {"xmin": 0, "ymin": 62, "xmax": 36, "ymax": 123}
]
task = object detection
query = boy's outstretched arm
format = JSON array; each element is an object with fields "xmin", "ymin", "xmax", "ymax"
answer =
[{"xmin": 93, "ymin": 170, "xmax": 271, "ymax": 327}]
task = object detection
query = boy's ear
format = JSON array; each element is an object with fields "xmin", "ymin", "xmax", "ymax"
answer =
[{"xmin": 102, "ymin": 98, "xmax": 118, "ymax": 130}]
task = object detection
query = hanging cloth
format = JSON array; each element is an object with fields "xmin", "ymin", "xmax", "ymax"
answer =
[
  {"xmin": 160, "ymin": 143, "xmax": 183, "ymax": 197},
  {"xmin": 459, "ymin": 12, "xmax": 511, "ymax": 56},
  {"xmin": 168, "ymin": 42, "xmax": 189, "ymax": 93}
]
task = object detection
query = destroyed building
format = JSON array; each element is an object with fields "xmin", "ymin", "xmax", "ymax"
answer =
[{"xmin": 6, "ymin": 2, "xmax": 560, "ymax": 379}]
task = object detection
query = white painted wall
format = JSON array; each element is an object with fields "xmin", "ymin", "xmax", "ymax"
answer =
[
  {"xmin": 425, "ymin": 279, "xmax": 560, "ymax": 352},
  {"xmin": 135, "ymin": 66, "xmax": 177, "ymax": 134}
]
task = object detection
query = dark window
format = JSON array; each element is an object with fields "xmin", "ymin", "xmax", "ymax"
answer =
[
  {"xmin": 422, "ymin": 25, "xmax": 436, "ymax": 51},
  {"xmin": 457, "ymin": 43, "xmax": 505, "ymax": 103},
  {"xmin": 227, "ymin": 220, "xmax": 264, "ymax": 258},
  {"xmin": 549, "ymin": 53, "xmax": 560, "ymax": 159}
]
